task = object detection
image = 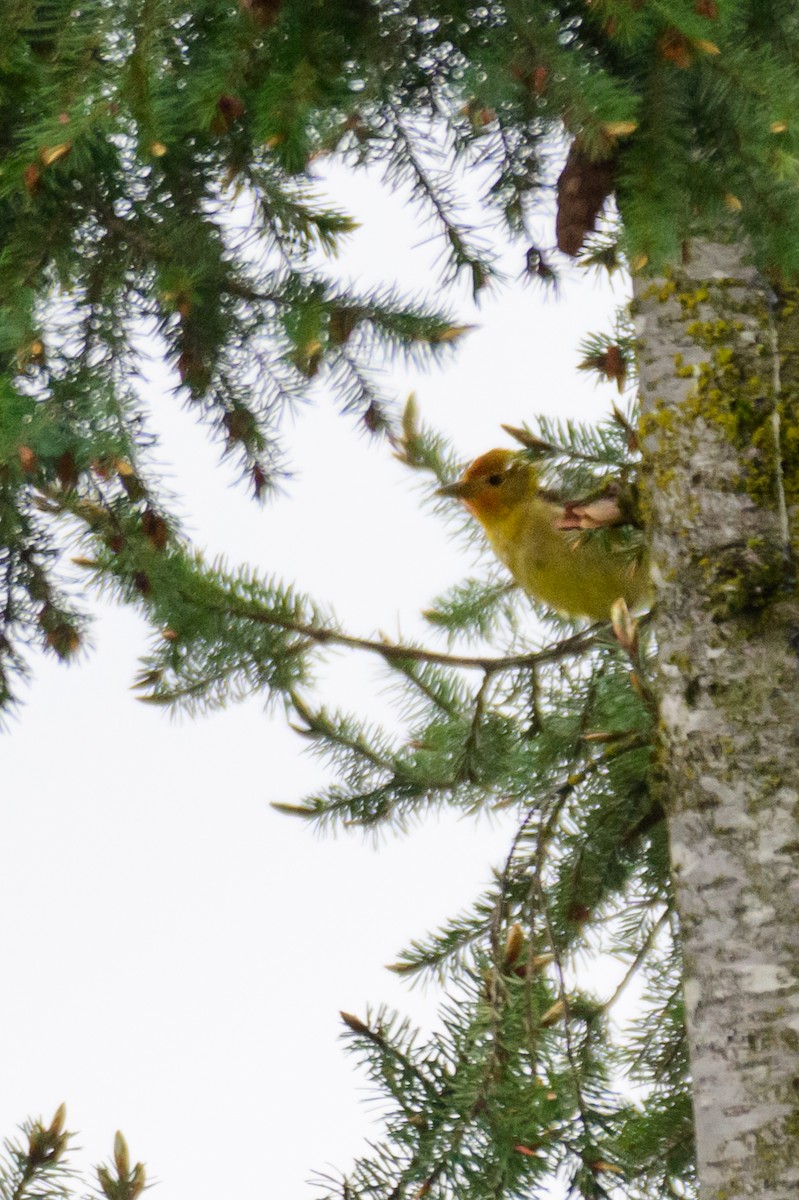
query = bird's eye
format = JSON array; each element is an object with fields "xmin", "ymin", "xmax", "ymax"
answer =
[{"xmin": 487, "ymin": 473, "xmax": 504, "ymax": 487}]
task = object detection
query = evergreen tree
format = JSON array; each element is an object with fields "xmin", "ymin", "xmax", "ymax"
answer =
[{"xmin": 3, "ymin": 2, "xmax": 799, "ymax": 1197}]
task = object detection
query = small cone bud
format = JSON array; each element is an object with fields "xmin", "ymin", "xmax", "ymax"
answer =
[
  {"xmin": 500, "ymin": 424, "xmax": 558, "ymax": 456},
  {"xmin": 130, "ymin": 1162, "xmax": 147, "ymax": 1198},
  {"xmin": 504, "ymin": 923, "xmax": 524, "ymax": 967},
  {"xmin": 402, "ymin": 394, "xmax": 418, "ymax": 441},
  {"xmin": 658, "ymin": 28, "xmax": 694, "ymax": 68},
  {"xmin": 610, "ymin": 597, "xmax": 637, "ymax": 654},
  {"xmin": 49, "ymin": 1103, "xmax": 67, "ymax": 1136},
  {"xmin": 600, "ymin": 120, "xmax": 637, "ymax": 139},
  {"xmin": 56, "ymin": 450, "xmax": 78, "ymax": 489},
  {"xmin": 40, "ymin": 141, "xmax": 72, "ymax": 166},
  {"xmin": 540, "ymin": 998, "xmax": 566, "ymax": 1027},
  {"xmin": 588, "ymin": 1159, "xmax": 625, "ymax": 1175},
  {"xmin": 114, "ymin": 1131, "xmax": 130, "ymax": 1178},
  {"xmin": 531, "ymin": 952, "xmax": 554, "ymax": 972},
  {"xmin": 28, "ymin": 1125, "xmax": 45, "ymax": 1161},
  {"xmin": 693, "ymin": 38, "xmax": 720, "ymax": 55},
  {"xmin": 23, "ymin": 163, "xmax": 42, "ymax": 192},
  {"xmin": 363, "ymin": 400, "xmax": 384, "ymax": 433},
  {"xmin": 117, "ymin": 460, "xmax": 147, "ymax": 501},
  {"xmin": 214, "ymin": 94, "xmax": 246, "ymax": 131},
  {"xmin": 18, "ymin": 445, "xmax": 38, "ymax": 473},
  {"xmin": 428, "ymin": 324, "xmax": 474, "ymax": 344},
  {"xmin": 252, "ymin": 464, "xmax": 267, "ymax": 498},
  {"xmin": 141, "ymin": 509, "xmax": 169, "ymax": 550},
  {"xmin": 340, "ymin": 1011, "xmax": 371, "ymax": 1035},
  {"xmin": 532, "ymin": 66, "xmax": 549, "ymax": 94}
]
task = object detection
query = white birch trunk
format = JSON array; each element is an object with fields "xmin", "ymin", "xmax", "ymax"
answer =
[{"xmin": 635, "ymin": 240, "xmax": 799, "ymax": 1198}]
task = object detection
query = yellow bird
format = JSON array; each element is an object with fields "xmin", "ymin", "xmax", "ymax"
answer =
[{"xmin": 439, "ymin": 448, "xmax": 649, "ymax": 622}]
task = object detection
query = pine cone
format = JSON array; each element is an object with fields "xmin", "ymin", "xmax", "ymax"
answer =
[{"xmin": 556, "ymin": 141, "xmax": 617, "ymax": 257}]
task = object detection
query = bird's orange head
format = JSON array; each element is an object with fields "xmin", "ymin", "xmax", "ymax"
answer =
[{"xmin": 438, "ymin": 449, "xmax": 536, "ymax": 523}]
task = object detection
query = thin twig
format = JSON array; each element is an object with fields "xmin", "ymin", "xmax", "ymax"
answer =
[
  {"xmin": 463, "ymin": 670, "xmax": 492, "ymax": 781},
  {"xmin": 178, "ymin": 585, "xmax": 603, "ymax": 676},
  {"xmin": 533, "ymin": 874, "xmax": 594, "ymax": 1161},
  {"xmin": 600, "ymin": 907, "xmax": 671, "ymax": 1014}
]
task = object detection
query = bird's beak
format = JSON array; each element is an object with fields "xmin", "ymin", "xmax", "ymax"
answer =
[{"xmin": 437, "ymin": 479, "xmax": 479, "ymax": 500}]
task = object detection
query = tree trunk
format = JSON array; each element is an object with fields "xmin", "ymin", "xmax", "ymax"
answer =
[{"xmin": 635, "ymin": 240, "xmax": 799, "ymax": 1198}]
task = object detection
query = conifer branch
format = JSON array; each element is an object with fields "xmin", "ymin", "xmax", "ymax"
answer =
[
  {"xmin": 289, "ymin": 694, "xmax": 395, "ymax": 773},
  {"xmin": 339, "ymin": 1010, "xmax": 439, "ymax": 1105},
  {"xmin": 532, "ymin": 874, "xmax": 596, "ymax": 1178},
  {"xmin": 462, "ymin": 671, "xmax": 492, "ymax": 782},
  {"xmin": 177, "ymin": 591, "xmax": 600, "ymax": 676},
  {"xmin": 386, "ymin": 113, "xmax": 493, "ymax": 290}
]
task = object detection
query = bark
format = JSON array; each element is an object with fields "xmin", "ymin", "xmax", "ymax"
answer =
[{"xmin": 635, "ymin": 240, "xmax": 799, "ymax": 1199}]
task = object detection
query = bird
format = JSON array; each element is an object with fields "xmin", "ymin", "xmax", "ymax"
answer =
[{"xmin": 438, "ymin": 448, "xmax": 649, "ymax": 622}]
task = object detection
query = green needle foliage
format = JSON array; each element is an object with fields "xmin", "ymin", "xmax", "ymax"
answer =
[
  {"xmin": 0, "ymin": 1107, "xmax": 144, "ymax": 1200},
  {"xmin": 4, "ymin": 1, "xmax": 799, "ymax": 1196},
  {"xmin": 3, "ymin": 0, "xmax": 798, "ymax": 705}
]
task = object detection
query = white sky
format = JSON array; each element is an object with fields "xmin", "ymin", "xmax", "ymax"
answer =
[{"xmin": 0, "ymin": 162, "xmax": 628, "ymax": 1197}]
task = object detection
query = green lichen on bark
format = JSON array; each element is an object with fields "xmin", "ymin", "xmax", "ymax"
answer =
[
  {"xmin": 772, "ymin": 285, "xmax": 799, "ymax": 519},
  {"xmin": 699, "ymin": 537, "xmax": 793, "ymax": 620},
  {"xmin": 638, "ymin": 265, "xmax": 798, "ymax": 620}
]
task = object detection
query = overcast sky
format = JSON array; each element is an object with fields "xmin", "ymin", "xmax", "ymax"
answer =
[{"xmin": 0, "ymin": 161, "xmax": 627, "ymax": 1198}]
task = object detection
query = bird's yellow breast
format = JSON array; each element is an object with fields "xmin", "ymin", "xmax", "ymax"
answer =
[{"xmin": 477, "ymin": 494, "xmax": 648, "ymax": 622}]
